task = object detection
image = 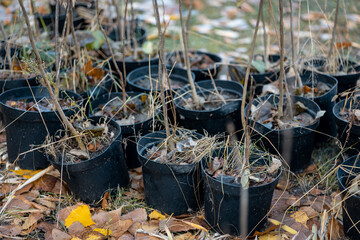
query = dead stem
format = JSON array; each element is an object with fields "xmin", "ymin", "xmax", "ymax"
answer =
[
  {"xmin": 278, "ymin": 0, "xmax": 285, "ymax": 117},
  {"xmin": 130, "ymin": 0, "xmax": 138, "ymax": 60},
  {"xmin": 289, "ymin": 0, "xmax": 302, "ymax": 89},
  {"xmin": 122, "ymin": 0, "xmax": 129, "ymax": 89},
  {"xmin": 327, "ymin": 0, "xmax": 340, "ymax": 73},
  {"xmin": 18, "ymin": 0, "xmax": 86, "ymax": 152},
  {"xmin": 207, "ymin": 69, "xmax": 226, "ymax": 105},
  {"xmin": 55, "ymin": 0, "xmax": 60, "ymax": 75},
  {"xmin": 96, "ymin": 0, "xmax": 127, "ymax": 105},
  {"xmin": 178, "ymin": 0, "xmax": 200, "ymax": 109},
  {"xmin": 153, "ymin": 0, "xmax": 175, "ymax": 151}
]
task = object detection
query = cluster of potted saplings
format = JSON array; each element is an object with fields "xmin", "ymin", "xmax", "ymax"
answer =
[{"xmin": 0, "ymin": 0, "xmax": 360, "ymax": 238}]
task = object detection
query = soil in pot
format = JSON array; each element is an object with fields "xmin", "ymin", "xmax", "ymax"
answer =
[
  {"xmin": 202, "ymin": 146, "xmax": 282, "ymax": 235},
  {"xmin": 174, "ymin": 80, "xmax": 243, "ymax": 137},
  {"xmin": 287, "ymin": 72, "xmax": 338, "ymax": 143},
  {"xmin": 0, "ymin": 86, "xmax": 82, "ymax": 169},
  {"xmin": 137, "ymin": 130, "xmax": 216, "ymax": 215},
  {"xmin": 90, "ymin": 92, "xmax": 156, "ymax": 169},
  {"xmin": 248, "ymin": 94, "xmax": 321, "ymax": 171},
  {"xmin": 301, "ymin": 57, "xmax": 360, "ymax": 93},
  {"xmin": 46, "ymin": 116, "xmax": 129, "ymax": 203},
  {"xmin": 333, "ymin": 97, "xmax": 360, "ymax": 156},
  {"xmin": 167, "ymin": 50, "xmax": 222, "ymax": 80},
  {"xmin": 337, "ymin": 155, "xmax": 360, "ymax": 239}
]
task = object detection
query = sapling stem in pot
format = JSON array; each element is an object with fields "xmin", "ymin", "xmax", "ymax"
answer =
[
  {"xmin": 122, "ymin": 0, "xmax": 129, "ymax": 84},
  {"xmin": 96, "ymin": 0, "xmax": 127, "ymax": 105},
  {"xmin": 18, "ymin": 0, "xmax": 86, "ymax": 152},
  {"xmin": 178, "ymin": 0, "xmax": 200, "ymax": 109},
  {"xmin": 327, "ymin": 0, "xmax": 340, "ymax": 74},
  {"xmin": 153, "ymin": 0, "xmax": 174, "ymax": 151},
  {"xmin": 289, "ymin": 0, "xmax": 302, "ymax": 89},
  {"xmin": 278, "ymin": 0, "xmax": 285, "ymax": 117}
]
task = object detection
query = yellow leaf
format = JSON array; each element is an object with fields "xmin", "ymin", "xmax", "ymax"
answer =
[
  {"xmin": 93, "ymin": 228, "xmax": 112, "ymax": 236},
  {"xmin": 149, "ymin": 210, "xmax": 166, "ymax": 220},
  {"xmin": 182, "ymin": 221, "xmax": 208, "ymax": 232},
  {"xmin": 169, "ymin": 14, "xmax": 180, "ymax": 21},
  {"xmin": 290, "ymin": 210, "xmax": 309, "ymax": 227},
  {"xmin": 83, "ymin": 234, "xmax": 103, "ymax": 240},
  {"xmin": 12, "ymin": 169, "xmax": 42, "ymax": 179},
  {"xmin": 71, "ymin": 238, "xmax": 82, "ymax": 240},
  {"xmin": 259, "ymin": 232, "xmax": 287, "ymax": 240},
  {"xmin": 268, "ymin": 218, "xmax": 297, "ymax": 235},
  {"xmin": 65, "ymin": 205, "xmax": 95, "ymax": 228}
]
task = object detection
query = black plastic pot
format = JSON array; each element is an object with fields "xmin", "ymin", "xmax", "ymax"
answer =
[
  {"xmin": 201, "ymin": 148, "xmax": 281, "ymax": 235},
  {"xmin": 0, "ymin": 86, "xmax": 82, "ymax": 169},
  {"xmin": 302, "ymin": 58, "xmax": 360, "ymax": 93},
  {"xmin": 228, "ymin": 54, "xmax": 289, "ymax": 96},
  {"xmin": 0, "ymin": 72, "xmax": 40, "ymax": 93},
  {"xmin": 174, "ymin": 80, "xmax": 243, "ymax": 136},
  {"xmin": 126, "ymin": 65, "xmax": 195, "ymax": 93},
  {"xmin": 109, "ymin": 55, "xmax": 159, "ymax": 77},
  {"xmin": 333, "ymin": 97, "xmax": 360, "ymax": 156},
  {"xmin": 90, "ymin": 92, "xmax": 155, "ymax": 169},
  {"xmin": 79, "ymin": 78, "xmax": 115, "ymax": 101},
  {"xmin": 167, "ymin": 51, "xmax": 222, "ymax": 81},
  {"xmin": 291, "ymin": 72, "xmax": 338, "ymax": 143},
  {"xmin": 337, "ymin": 155, "xmax": 360, "ymax": 239},
  {"xmin": 137, "ymin": 130, "xmax": 203, "ymax": 215},
  {"xmin": 108, "ymin": 26, "xmax": 147, "ymax": 47},
  {"xmin": 36, "ymin": 10, "xmax": 66, "ymax": 34},
  {"xmin": 47, "ymin": 116, "xmax": 129, "ymax": 203},
  {"xmin": 248, "ymin": 94, "xmax": 321, "ymax": 172}
]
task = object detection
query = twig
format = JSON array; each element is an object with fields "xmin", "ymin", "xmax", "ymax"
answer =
[
  {"xmin": 178, "ymin": 0, "xmax": 199, "ymax": 108},
  {"xmin": 122, "ymin": 0, "xmax": 129, "ymax": 89},
  {"xmin": 18, "ymin": 0, "xmax": 86, "ymax": 151},
  {"xmin": 153, "ymin": 0, "xmax": 174, "ymax": 151},
  {"xmin": 130, "ymin": 0, "xmax": 138, "ymax": 59},
  {"xmin": 327, "ymin": 0, "xmax": 340, "ymax": 73},
  {"xmin": 96, "ymin": 0, "xmax": 126, "ymax": 104},
  {"xmin": 278, "ymin": 0, "xmax": 285, "ymax": 117},
  {"xmin": 55, "ymin": 0, "xmax": 59, "ymax": 74},
  {"xmin": 289, "ymin": 0, "xmax": 302, "ymax": 89}
]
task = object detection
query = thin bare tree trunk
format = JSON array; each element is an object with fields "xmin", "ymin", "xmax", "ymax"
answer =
[
  {"xmin": 289, "ymin": 0, "xmax": 302, "ymax": 89},
  {"xmin": 18, "ymin": 0, "xmax": 86, "ymax": 151},
  {"xmin": 327, "ymin": 0, "xmax": 340, "ymax": 73},
  {"xmin": 178, "ymin": 0, "xmax": 199, "ymax": 108},
  {"xmin": 278, "ymin": 0, "xmax": 285, "ymax": 117}
]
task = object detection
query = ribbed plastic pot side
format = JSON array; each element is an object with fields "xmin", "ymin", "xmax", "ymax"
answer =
[{"xmin": 47, "ymin": 116, "xmax": 129, "ymax": 203}]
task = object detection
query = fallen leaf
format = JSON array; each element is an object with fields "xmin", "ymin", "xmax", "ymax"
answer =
[
  {"xmin": 101, "ymin": 192, "xmax": 110, "ymax": 209},
  {"xmin": 52, "ymin": 228, "xmax": 72, "ymax": 240},
  {"xmin": 121, "ymin": 208, "xmax": 147, "ymax": 222},
  {"xmin": 141, "ymin": 220, "xmax": 160, "ymax": 233},
  {"xmin": 149, "ymin": 210, "xmax": 166, "ymax": 220},
  {"xmin": 33, "ymin": 174, "xmax": 58, "ymax": 192},
  {"xmin": 268, "ymin": 218, "xmax": 297, "ymax": 235},
  {"xmin": 135, "ymin": 232, "xmax": 161, "ymax": 240},
  {"xmin": 118, "ymin": 233, "xmax": 135, "ymax": 240},
  {"xmin": 174, "ymin": 232, "xmax": 196, "ymax": 240},
  {"xmin": 68, "ymin": 221, "xmax": 86, "ymax": 236},
  {"xmin": 80, "ymin": 230, "xmax": 106, "ymax": 240},
  {"xmin": 12, "ymin": 169, "xmax": 42, "ymax": 179},
  {"xmin": 0, "ymin": 225, "xmax": 22, "ymax": 236},
  {"xmin": 108, "ymin": 219, "xmax": 133, "ymax": 238},
  {"xmin": 65, "ymin": 205, "xmax": 95, "ymax": 228},
  {"xmin": 290, "ymin": 211, "xmax": 309, "ymax": 227},
  {"xmin": 22, "ymin": 213, "xmax": 43, "ymax": 230},
  {"xmin": 94, "ymin": 228, "xmax": 112, "ymax": 236}
]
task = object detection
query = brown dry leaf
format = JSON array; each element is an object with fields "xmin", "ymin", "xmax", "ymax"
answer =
[
  {"xmin": 121, "ymin": 208, "xmax": 147, "ymax": 223},
  {"xmin": 109, "ymin": 219, "xmax": 133, "ymax": 238},
  {"xmin": 141, "ymin": 220, "xmax": 160, "ymax": 234},
  {"xmin": 37, "ymin": 221, "xmax": 57, "ymax": 234},
  {"xmin": 160, "ymin": 218, "xmax": 200, "ymax": 232},
  {"xmin": 21, "ymin": 190, "xmax": 40, "ymax": 201},
  {"xmin": 17, "ymin": 195, "xmax": 49, "ymax": 211},
  {"xmin": 135, "ymin": 232, "xmax": 161, "ymax": 240},
  {"xmin": 52, "ymin": 179, "xmax": 70, "ymax": 194},
  {"xmin": 15, "ymin": 182, "xmax": 34, "ymax": 195},
  {"xmin": 52, "ymin": 228, "xmax": 72, "ymax": 240},
  {"xmin": 290, "ymin": 211, "xmax": 309, "ymax": 227},
  {"xmin": 251, "ymin": 224, "xmax": 279, "ymax": 237},
  {"xmin": 68, "ymin": 221, "xmax": 86, "ymax": 236},
  {"xmin": 22, "ymin": 213, "xmax": 43, "ymax": 230},
  {"xmin": 285, "ymin": 195, "xmax": 300, "ymax": 207},
  {"xmin": 174, "ymin": 232, "xmax": 196, "ymax": 240},
  {"xmin": 299, "ymin": 206, "xmax": 318, "ymax": 219},
  {"xmin": 0, "ymin": 224, "xmax": 22, "ymax": 236},
  {"xmin": 80, "ymin": 230, "xmax": 107, "ymax": 240},
  {"xmin": 128, "ymin": 222, "xmax": 142, "ymax": 235},
  {"xmin": 37, "ymin": 198, "xmax": 56, "ymax": 209},
  {"xmin": 7, "ymin": 195, "xmax": 32, "ymax": 210},
  {"xmin": 101, "ymin": 192, "xmax": 110, "ymax": 209},
  {"xmin": 124, "ymin": 188, "xmax": 144, "ymax": 200},
  {"xmin": 118, "ymin": 232, "xmax": 135, "ymax": 240},
  {"xmin": 84, "ymin": 60, "xmax": 105, "ymax": 84},
  {"xmin": 33, "ymin": 174, "xmax": 58, "ymax": 192}
]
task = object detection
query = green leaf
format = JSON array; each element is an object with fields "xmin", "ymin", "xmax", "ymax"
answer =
[
  {"xmin": 86, "ymin": 30, "xmax": 106, "ymax": 50},
  {"xmin": 142, "ymin": 41, "xmax": 154, "ymax": 55},
  {"xmin": 251, "ymin": 59, "xmax": 267, "ymax": 73}
]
